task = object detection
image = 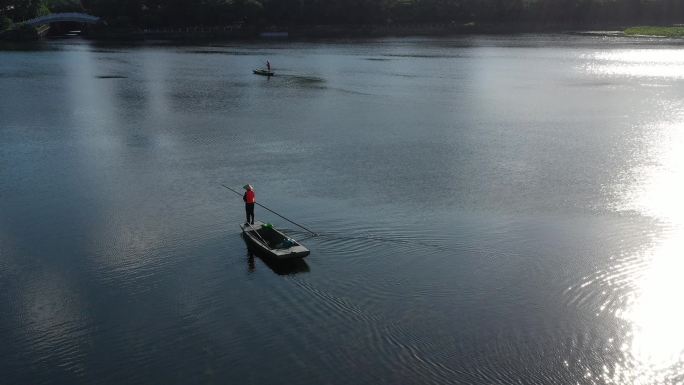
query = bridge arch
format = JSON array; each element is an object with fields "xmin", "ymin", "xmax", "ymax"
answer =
[{"xmin": 22, "ymin": 13, "xmax": 102, "ymax": 27}]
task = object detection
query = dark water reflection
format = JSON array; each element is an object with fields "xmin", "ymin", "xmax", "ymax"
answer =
[
  {"xmin": 246, "ymin": 251, "xmax": 311, "ymax": 276},
  {"xmin": 2, "ymin": 35, "xmax": 684, "ymax": 384}
]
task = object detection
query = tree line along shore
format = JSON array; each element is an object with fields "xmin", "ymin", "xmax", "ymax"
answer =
[{"xmin": 4, "ymin": 0, "xmax": 684, "ymax": 39}]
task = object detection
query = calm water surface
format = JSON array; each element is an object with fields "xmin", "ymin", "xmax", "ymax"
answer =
[{"xmin": 2, "ymin": 35, "xmax": 684, "ymax": 384}]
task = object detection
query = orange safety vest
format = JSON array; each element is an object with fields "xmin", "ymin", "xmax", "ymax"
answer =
[{"xmin": 245, "ymin": 190, "xmax": 256, "ymax": 204}]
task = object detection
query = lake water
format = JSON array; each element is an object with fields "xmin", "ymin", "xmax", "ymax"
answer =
[{"xmin": 2, "ymin": 35, "xmax": 684, "ymax": 384}]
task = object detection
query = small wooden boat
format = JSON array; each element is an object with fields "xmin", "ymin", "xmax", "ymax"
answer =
[
  {"xmin": 240, "ymin": 220, "xmax": 309, "ymax": 259},
  {"xmin": 253, "ymin": 69, "xmax": 274, "ymax": 76}
]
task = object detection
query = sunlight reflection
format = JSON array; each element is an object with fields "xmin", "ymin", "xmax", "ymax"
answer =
[
  {"xmin": 625, "ymin": 121, "xmax": 684, "ymax": 224},
  {"xmin": 611, "ymin": 116, "xmax": 684, "ymax": 383},
  {"xmin": 610, "ymin": 231, "xmax": 684, "ymax": 384},
  {"xmin": 586, "ymin": 49, "xmax": 684, "ymax": 78}
]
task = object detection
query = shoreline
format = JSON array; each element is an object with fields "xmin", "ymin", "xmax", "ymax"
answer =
[
  {"xmin": 0, "ymin": 22, "xmax": 624, "ymax": 41},
  {"xmin": 7, "ymin": 22, "xmax": 684, "ymax": 42},
  {"xmin": 92, "ymin": 22, "xmax": 630, "ymax": 41}
]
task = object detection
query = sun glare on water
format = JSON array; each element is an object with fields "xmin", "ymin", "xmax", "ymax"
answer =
[
  {"xmin": 603, "ymin": 230, "xmax": 684, "ymax": 385},
  {"xmin": 587, "ymin": 49, "xmax": 684, "ymax": 79},
  {"xmin": 581, "ymin": 49, "xmax": 684, "ymax": 384},
  {"xmin": 609, "ymin": 101, "xmax": 684, "ymax": 383}
]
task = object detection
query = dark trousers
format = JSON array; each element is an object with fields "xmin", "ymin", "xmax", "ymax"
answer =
[{"xmin": 245, "ymin": 203, "xmax": 255, "ymax": 224}]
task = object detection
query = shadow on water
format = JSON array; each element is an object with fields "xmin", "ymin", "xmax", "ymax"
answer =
[
  {"xmin": 246, "ymin": 251, "xmax": 310, "ymax": 275},
  {"xmin": 260, "ymin": 73, "xmax": 325, "ymax": 89},
  {"xmin": 241, "ymin": 233, "xmax": 310, "ymax": 275},
  {"xmin": 95, "ymin": 75, "xmax": 128, "ymax": 79},
  {"xmin": 0, "ymin": 41, "xmax": 56, "ymax": 51}
]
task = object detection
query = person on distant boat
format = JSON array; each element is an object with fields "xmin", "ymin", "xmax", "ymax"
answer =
[
  {"xmin": 266, "ymin": 60, "xmax": 271, "ymax": 72},
  {"xmin": 243, "ymin": 184, "xmax": 256, "ymax": 225}
]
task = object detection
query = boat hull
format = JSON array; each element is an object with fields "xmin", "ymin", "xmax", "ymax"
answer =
[
  {"xmin": 240, "ymin": 221, "xmax": 309, "ymax": 259},
  {"xmin": 253, "ymin": 69, "xmax": 274, "ymax": 76}
]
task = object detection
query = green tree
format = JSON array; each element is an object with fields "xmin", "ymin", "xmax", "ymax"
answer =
[
  {"xmin": 83, "ymin": 0, "xmax": 143, "ymax": 25},
  {"xmin": 232, "ymin": 0, "xmax": 264, "ymax": 23},
  {"xmin": 262, "ymin": 0, "xmax": 301, "ymax": 24},
  {"xmin": 5, "ymin": 0, "xmax": 50, "ymax": 21},
  {"xmin": 47, "ymin": 0, "xmax": 84, "ymax": 12},
  {"xmin": 21, "ymin": 0, "xmax": 684, "ymax": 29},
  {"xmin": 0, "ymin": 15, "xmax": 12, "ymax": 30}
]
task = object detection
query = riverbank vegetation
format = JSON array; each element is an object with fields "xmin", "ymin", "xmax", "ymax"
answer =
[
  {"xmin": 4, "ymin": 0, "xmax": 684, "ymax": 31},
  {"xmin": 624, "ymin": 25, "xmax": 684, "ymax": 37}
]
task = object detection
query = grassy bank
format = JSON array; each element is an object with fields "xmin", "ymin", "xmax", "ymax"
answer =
[{"xmin": 624, "ymin": 26, "xmax": 684, "ymax": 37}]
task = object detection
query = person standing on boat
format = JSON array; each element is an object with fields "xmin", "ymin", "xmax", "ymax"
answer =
[
  {"xmin": 243, "ymin": 184, "xmax": 256, "ymax": 225},
  {"xmin": 266, "ymin": 60, "xmax": 271, "ymax": 72}
]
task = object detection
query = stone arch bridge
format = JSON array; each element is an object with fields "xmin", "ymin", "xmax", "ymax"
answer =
[{"xmin": 22, "ymin": 13, "xmax": 102, "ymax": 27}]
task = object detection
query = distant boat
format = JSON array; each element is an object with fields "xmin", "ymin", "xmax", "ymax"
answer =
[
  {"xmin": 253, "ymin": 69, "xmax": 274, "ymax": 76},
  {"xmin": 240, "ymin": 221, "xmax": 310, "ymax": 259}
]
